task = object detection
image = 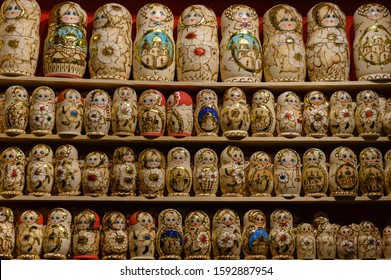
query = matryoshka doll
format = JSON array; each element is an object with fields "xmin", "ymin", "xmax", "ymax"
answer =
[
  {"xmin": 43, "ymin": 1, "xmax": 88, "ymax": 78},
  {"xmin": 166, "ymin": 147, "xmax": 192, "ymax": 196},
  {"xmin": 336, "ymin": 225, "xmax": 357, "ymax": 259},
  {"xmin": 184, "ymin": 210, "xmax": 211, "ymax": 259},
  {"xmin": 359, "ymin": 147, "xmax": 385, "ymax": 197},
  {"xmin": 212, "ymin": 208, "xmax": 241, "ymax": 260},
  {"xmin": 194, "ymin": 89, "xmax": 219, "ymax": 136},
  {"xmin": 54, "ymin": 144, "xmax": 81, "ymax": 196},
  {"xmin": 247, "ymin": 151, "xmax": 274, "ymax": 197},
  {"xmin": 250, "ymin": 89, "xmax": 276, "ymax": 137},
  {"xmin": 313, "ymin": 215, "xmax": 336, "ymax": 259},
  {"xmin": 26, "ymin": 144, "xmax": 54, "ymax": 196},
  {"xmin": 166, "ymin": 91, "xmax": 193, "ymax": 137},
  {"xmin": 16, "ymin": 209, "xmax": 43, "ymax": 259},
  {"xmin": 303, "ymin": 91, "xmax": 329, "ymax": 137},
  {"xmin": 4, "ymin": 85, "xmax": 29, "ymax": 135},
  {"xmin": 193, "ymin": 148, "xmax": 219, "ymax": 196},
  {"xmin": 111, "ymin": 86, "xmax": 137, "ymax": 136},
  {"xmin": 263, "ymin": 4, "xmax": 306, "ymax": 82},
  {"xmin": 329, "ymin": 90, "xmax": 356, "ymax": 137},
  {"xmin": 138, "ymin": 89, "xmax": 166, "ymax": 137},
  {"xmin": 358, "ymin": 221, "xmax": 378, "ymax": 259},
  {"xmin": 128, "ymin": 211, "xmax": 156, "ymax": 259},
  {"xmin": 355, "ymin": 90, "xmax": 382, "ymax": 139},
  {"xmin": 0, "ymin": 92, "xmax": 5, "ymax": 133},
  {"xmin": 219, "ymin": 4, "xmax": 262, "ymax": 82},
  {"xmin": 43, "ymin": 207, "xmax": 72, "ymax": 259},
  {"xmin": 306, "ymin": 2, "xmax": 350, "ymax": 81},
  {"xmin": 133, "ymin": 3, "xmax": 175, "ymax": 81},
  {"xmin": 383, "ymin": 225, "xmax": 391, "ymax": 259},
  {"xmin": 269, "ymin": 209, "xmax": 295, "ymax": 259},
  {"xmin": 0, "ymin": 146, "xmax": 25, "ymax": 195},
  {"xmin": 242, "ymin": 209, "xmax": 269, "ymax": 259},
  {"xmin": 383, "ymin": 98, "xmax": 391, "ymax": 137},
  {"xmin": 82, "ymin": 151, "xmax": 110, "ymax": 196},
  {"xmin": 0, "ymin": 206, "xmax": 15, "ymax": 259},
  {"xmin": 296, "ymin": 223, "xmax": 316, "ymax": 259},
  {"xmin": 29, "ymin": 86, "xmax": 56, "ymax": 135},
  {"xmin": 55, "ymin": 89, "xmax": 84, "ymax": 136},
  {"xmin": 353, "ymin": 4, "xmax": 391, "ymax": 81},
  {"xmin": 157, "ymin": 208, "xmax": 183, "ymax": 259},
  {"xmin": 176, "ymin": 5, "xmax": 219, "ymax": 82},
  {"xmin": 385, "ymin": 149, "xmax": 391, "ymax": 196},
  {"xmin": 72, "ymin": 209, "xmax": 100, "ymax": 259},
  {"xmin": 89, "ymin": 3, "xmax": 132, "ymax": 80},
  {"xmin": 138, "ymin": 148, "xmax": 165, "ymax": 197},
  {"xmin": 101, "ymin": 211, "xmax": 128, "ymax": 260},
  {"xmin": 84, "ymin": 89, "xmax": 111, "ymax": 137},
  {"xmin": 276, "ymin": 91, "xmax": 302, "ymax": 137},
  {"xmin": 111, "ymin": 147, "xmax": 137, "ymax": 196},
  {"xmin": 274, "ymin": 148, "xmax": 302, "ymax": 197},
  {"xmin": 0, "ymin": 0, "xmax": 40, "ymax": 76},
  {"xmin": 302, "ymin": 148, "xmax": 329, "ymax": 197},
  {"xmin": 220, "ymin": 87, "xmax": 250, "ymax": 138}
]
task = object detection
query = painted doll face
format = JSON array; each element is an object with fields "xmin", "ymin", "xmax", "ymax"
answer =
[
  {"xmin": 336, "ymin": 91, "xmax": 352, "ymax": 103},
  {"xmin": 0, "ymin": 209, "xmax": 8, "ymax": 222},
  {"xmin": 308, "ymin": 92, "xmax": 325, "ymax": 106},
  {"xmin": 383, "ymin": 227, "xmax": 391, "ymax": 237},
  {"xmin": 55, "ymin": 146, "xmax": 68, "ymax": 160},
  {"xmin": 171, "ymin": 150, "xmax": 186, "ymax": 165},
  {"xmin": 35, "ymin": 89, "xmax": 54, "ymax": 102},
  {"xmin": 148, "ymin": 6, "xmax": 167, "ymax": 22},
  {"xmin": 234, "ymin": 7, "xmax": 253, "ymax": 23},
  {"xmin": 340, "ymin": 226, "xmax": 353, "ymax": 237},
  {"xmin": 49, "ymin": 210, "xmax": 66, "ymax": 224},
  {"xmin": 4, "ymin": 1, "xmax": 22, "ymax": 19},
  {"xmin": 189, "ymin": 213, "xmax": 203, "ymax": 228},
  {"xmin": 93, "ymin": 10, "xmax": 108, "ymax": 28},
  {"xmin": 138, "ymin": 212, "xmax": 153, "ymax": 227},
  {"xmin": 339, "ymin": 148, "xmax": 355, "ymax": 163},
  {"xmin": 366, "ymin": 4, "xmax": 385, "ymax": 20},
  {"xmin": 200, "ymin": 150, "xmax": 215, "ymax": 165},
  {"xmin": 112, "ymin": 216, "xmax": 125, "ymax": 230},
  {"xmin": 164, "ymin": 212, "xmax": 179, "ymax": 227},
  {"xmin": 300, "ymin": 223, "xmax": 313, "ymax": 234},
  {"xmin": 118, "ymin": 88, "xmax": 133, "ymax": 100},
  {"xmin": 32, "ymin": 145, "xmax": 48, "ymax": 159},
  {"xmin": 62, "ymin": 7, "xmax": 80, "ymax": 24},
  {"xmin": 199, "ymin": 92, "xmax": 215, "ymax": 105},
  {"xmin": 362, "ymin": 151, "xmax": 378, "ymax": 164},
  {"xmin": 230, "ymin": 148, "xmax": 244, "ymax": 162},
  {"xmin": 280, "ymin": 151, "xmax": 298, "ymax": 168},
  {"xmin": 305, "ymin": 151, "xmax": 320, "ymax": 164},
  {"xmin": 146, "ymin": 154, "xmax": 161, "ymax": 168},
  {"xmin": 21, "ymin": 211, "xmax": 39, "ymax": 225},
  {"xmin": 92, "ymin": 93, "xmax": 109, "ymax": 107},
  {"xmin": 123, "ymin": 150, "xmax": 135, "ymax": 162},
  {"xmin": 285, "ymin": 93, "xmax": 300, "ymax": 107},
  {"xmin": 2, "ymin": 149, "xmax": 17, "ymax": 163},
  {"xmin": 254, "ymin": 213, "xmax": 265, "ymax": 227},
  {"xmin": 361, "ymin": 91, "xmax": 376, "ymax": 104},
  {"xmin": 321, "ymin": 9, "xmax": 340, "ymax": 27},
  {"xmin": 141, "ymin": 93, "xmax": 158, "ymax": 108},
  {"xmin": 275, "ymin": 211, "xmax": 290, "ymax": 225},
  {"xmin": 220, "ymin": 212, "xmax": 235, "ymax": 226},
  {"xmin": 14, "ymin": 88, "xmax": 28, "ymax": 101},
  {"xmin": 76, "ymin": 215, "xmax": 90, "ymax": 230},
  {"xmin": 86, "ymin": 153, "xmax": 101, "ymax": 167},
  {"xmin": 227, "ymin": 89, "xmax": 242, "ymax": 102},
  {"xmin": 278, "ymin": 11, "xmax": 297, "ymax": 31},
  {"xmin": 182, "ymin": 9, "xmax": 203, "ymax": 25},
  {"xmin": 253, "ymin": 92, "xmax": 269, "ymax": 104},
  {"xmin": 256, "ymin": 153, "xmax": 270, "ymax": 166},
  {"xmin": 65, "ymin": 91, "xmax": 81, "ymax": 103}
]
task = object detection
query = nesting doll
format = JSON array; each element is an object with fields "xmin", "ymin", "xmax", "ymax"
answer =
[
  {"xmin": 212, "ymin": 208, "xmax": 241, "ymax": 260},
  {"xmin": 184, "ymin": 210, "xmax": 211, "ymax": 259},
  {"xmin": 250, "ymin": 89, "xmax": 276, "ymax": 137},
  {"xmin": 329, "ymin": 90, "xmax": 356, "ymax": 137},
  {"xmin": 375, "ymin": 226, "xmax": 383, "ymax": 259},
  {"xmin": 82, "ymin": 151, "xmax": 110, "ymax": 196},
  {"xmin": 359, "ymin": 147, "xmax": 385, "ymax": 196},
  {"xmin": 43, "ymin": 1, "xmax": 88, "ymax": 78},
  {"xmin": 355, "ymin": 90, "xmax": 382, "ymax": 139},
  {"xmin": 101, "ymin": 211, "xmax": 128, "ymax": 260},
  {"xmin": 138, "ymin": 89, "xmax": 166, "ymax": 137},
  {"xmin": 72, "ymin": 209, "xmax": 100, "ymax": 259},
  {"xmin": 55, "ymin": 89, "xmax": 84, "ymax": 136},
  {"xmin": 303, "ymin": 91, "xmax": 329, "ymax": 137},
  {"xmin": 314, "ymin": 215, "xmax": 336, "ymax": 259},
  {"xmin": 302, "ymin": 148, "xmax": 329, "ymax": 197},
  {"xmin": 269, "ymin": 209, "xmax": 295, "ymax": 259},
  {"xmin": 353, "ymin": 4, "xmax": 391, "ymax": 80},
  {"xmin": 296, "ymin": 223, "xmax": 316, "ymax": 259},
  {"xmin": 383, "ymin": 226, "xmax": 391, "ymax": 259},
  {"xmin": 166, "ymin": 147, "xmax": 192, "ymax": 196},
  {"xmin": 0, "ymin": 0, "xmax": 40, "ymax": 76},
  {"xmin": 276, "ymin": 91, "xmax": 302, "ymax": 137},
  {"xmin": 383, "ymin": 98, "xmax": 391, "ymax": 137},
  {"xmin": 29, "ymin": 86, "xmax": 56, "ymax": 135},
  {"xmin": 263, "ymin": 4, "xmax": 306, "ymax": 82},
  {"xmin": 138, "ymin": 148, "xmax": 165, "ymax": 197},
  {"xmin": 350, "ymin": 223, "xmax": 361, "ymax": 259},
  {"xmin": 0, "ymin": 92, "xmax": 5, "ymax": 133},
  {"xmin": 220, "ymin": 87, "xmax": 250, "ymax": 138},
  {"xmin": 166, "ymin": 91, "xmax": 193, "ymax": 137},
  {"xmin": 247, "ymin": 151, "xmax": 274, "ymax": 196},
  {"xmin": 128, "ymin": 211, "xmax": 156, "ymax": 259},
  {"xmin": 89, "ymin": 3, "xmax": 132, "ymax": 80},
  {"xmin": 43, "ymin": 207, "xmax": 72, "ymax": 259},
  {"xmin": 16, "ymin": 209, "xmax": 43, "ymax": 259},
  {"xmin": 156, "ymin": 208, "xmax": 183, "ymax": 260},
  {"xmin": 358, "ymin": 221, "xmax": 378, "ymax": 259},
  {"xmin": 193, "ymin": 148, "xmax": 219, "ymax": 196},
  {"xmin": 219, "ymin": 146, "xmax": 247, "ymax": 196},
  {"xmin": 26, "ymin": 144, "xmax": 54, "ymax": 196},
  {"xmin": 111, "ymin": 147, "xmax": 137, "ymax": 196},
  {"xmin": 329, "ymin": 146, "xmax": 359, "ymax": 197},
  {"xmin": 306, "ymin": 3, "xmax": 350, "ymax": 81},
  {"xmin": 336, "ymin": 225, "xmax": 357, "ymax": 259},
  {"xmin": 274, "ymin": 148, "xmax": 302, "ymax": 197},
  {"xmin": 133, "ymin": 3, "xmax": 175, "ymax": 81},
  {"xmin": 0, "ymin": 146, "xmax": 25, "ymax": 195},
  {"xmin": 111, "ymin": 86, "xmax": 137, "ymax": 136},
  {"xmin": 219, "ymin": 4, "xmax": 262, "ymax": 82},
  {"xmin": 84, "ymin": 89, "xmax": 111, "ymax": 136},
  {"xmin": 0, "ymin": 206, "xmax": 15, "ymax": 259},
  {"xmin": 4, "ymin": 85, "xmax": 29, "ymax": 135},
  {"xmin": 385, "ymin": 149, "xmax": 391, "ymax": 195},
  {"xmin": 54, "ymin": 144, "xmax": 81, "ymax": 195},
  {"xmin": 242, "ymin": 210, "xmax": 268, "ymax": 259},
  {"xmin": 194, "ymin": 89, "xmax": 219, "ymax": 136}
]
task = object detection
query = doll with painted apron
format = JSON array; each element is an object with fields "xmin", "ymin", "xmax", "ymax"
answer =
[
  {"xmin": 84, "ymin": 89, "xmax": 111, "ymax": 137},
  {"xmin": 111, "ymin": 147, "xmax": 137, "ymax": 196},
  {"xmin": 138, "ymin": 148, "xmax": 165, "ymax": 197},
  {"xmin": 194, "ymin": 89, "xmax": 219, "ymax": 136},
  {"xmin": 355, "ymin": 90, "xmax": 382, "ymax": 139},
  {"xmin": 303, "ymin": 91, "xmax": 329, "ymax": 137},
  {"xmin": 54, "ymin": 144, "xmax": 81, "ymax": 195},
  {"xmin": 274, "ymin": 148, "xmax": 302, "ymax": 197},
  {"xmin": 166, "ymin": 147, "xmax": 192, "ymax": 196},
  {"xmin": 329, "ymin": 90, "xmax": 356, "ymax": 137},
  {"xmin": 72, "ymin": 209, "xmax": 100, "ymax": 259},
  {"xmin": 55, "ymin": 89, "xmax": 84, "ymax": 136},
  {"xmin": 247, "ymin": 151, "xmax": 274, "ymax": 197},
  {"xmin": 128, "ymin": 211, "xmax": 156, "ymax": 259},
  {"xmin": 193, "ymin": 148, "xmax": 219, "ymax": 196},
  {"xmin": 296, "ymin": 223, "xmax": 316, "ymax": 259},
  {"xmin": 166, "ymin": 91, "xmax": 193, "ymax": 137},
  {"xmin": 0, "ymin": 206, "xmax": 15, "ymax": 259},
  {"xmin": 276, "ymin": 91, "xmax": 302, "ymax": 137},
  {"xmin": 0, "ymin": 146, "xmax": 25, "ymax": 195},
  {"xmin": 138, "ymin": 89, "xmax": 166, "ymax": 137},
  {"xmin": 314, "ymin": 215, "xmax": 336, "ymax": 259},
  {"xmin": 111, "ymin": 86, "xmax": 137, "ymax": 136},
  {"xmin": 242, "ymin": 209, "xmax": 269, "ymax": 259},
  {"xmin": 82, "ymin": 151, "xmax": 110, "ymax": 196},
  {"xmin": 358, "ymin": 220, "xmax": 378, "ymax": 259},
  {"xmin": 16, "ymin": 209, "xmax": 43, "ymax": 259},
  {"xmin": 184, "ymin": 210, "xmax": 211, "ymax": 259},
  {"xmin": 101, "ymin": 211, "xmax": 128, "ymax": 260},
  {"xmin": 359, "ymin": 147, "xmax": 385, "ymax": 197},
  {"xmin": 302, "ymin": 148, "xmax": 328, "ymax": 197},
  {"xmin": 336, "ymin": 225, "xmax": 357, "ymax": 259},
  {"xmin": 157, "ymin": 208, "xmax": 183, "ymax": 259},
  {"xmin": 250, "ymin": 89, "xmax": 276, "ymax": 137},
  {"xmin": 4, "ymin": 85, "xmax": 29, "ymax": 135},
  {"xmin": 269, "ymin": 209, "xmax": 295, "ymax": 259},
  {"xmin": 29, "ymin": 86, "xmax": 56, "ymax": 135}
]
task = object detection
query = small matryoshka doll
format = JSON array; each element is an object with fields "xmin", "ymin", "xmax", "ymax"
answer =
[
  {"xmin": 16, "ymin": 209, "xmax": 43, "ymax": 259},
  {"xmin": 306, "ymin": 3, "xmax": 350, "ymax": 82},
  {"xmin": 193, "ymin": 148, "xmax": 219, "ymax": 196},
  {"xmin": 242, "ymin": 209, "xmax": 269, "ymax": 259},
  {"xmin": 359, "ymin": 147, "xmax": 385, "ymax": 197},
  {"xmin": 276, "ymin": 91, "xmax": 302, "ymax": 137},
  {"xmin": 358, "ymin": 221, "xmax": 378, "ymax": 259},
  {"xmin": 128, "ymin": 211, "xmax": 156, "ymax": 260},
  {"xmin": 329, "ymin": 146, "xmax": 359, "ymax": 197},
  {"xmin": 184, "ymin": 210, "xmax": 211, "ymax": 260},
  {"xmin": 43, "ymin": 207, "xmax": 72, "ymax": 259},
  {"xmin": 29, "ymin": 86, "xmax": 56, "ymax": 135},
  {"xmin": 157, "ymin": 208, "xmax": 183, "ymax": 260},
  {"xmin": 133, "ymin": 3, "xmax": 175, "ymax": 81},
  {"xmin": 355, "ymin": 90, "xmax": 382, "ymax": 139},
  {"xmin": 89, "ymin": 3, "xmax": 132, "ymax": 80},
  {"xmin": 296, "ymin": 223, "xmax": 316, "ymax": 259},
  {"xmin": 0, "ymin": 146, "xmax": 25, "ymax": 195},
  {"xmin": 0, "ymin": 206, "xmax": 15, "ymax": 259},
  {"xmin": 138, "ymin": 148, "xmax": 165, "ymax": 198},
  {"xmin": 84, "ymin": 89, "xmax": 111, "ymax": 137},
  {"xmin": 4, "ymin": 85, "xmax": 29, "ymax": 135},
  {"xmin": 269, "ymin": 209, "xmax": 295, "ymax": 259},
  {"xmin": 220, "ymin": 4, "xmax": 262, "ymax": 82},
  {"xmin": 220, "ymin": 87, "xmax": 250, "ymax": 138},
  {"xmin": 313, "ymin": 215, "xmax": 336, "ymax": 259},
  {"xmin": 274, "ymin": 148, "xmax": 302, "ymax": 197},
  {"xmin": 336, "ymin": 225, "xmax": 357, "ymax": 259},
  {"xmin": 43, "ymin": 1, "xmax": 88, "ymax": 78},
  {"xmin": 55, "ymin": 89, "xmax": 84, "ymax": 136},
  {"xmin": 0, "ymin": 0, "xmax": 40, "ymax": 76},
  {"xmin": 303, "ymin": 91, "xmax": 329, "ymax": 137},
  {"xmin": 166, "ymin": 147, "xmax": 192, "ymax": 196},
  {"xmin": 212, "ymin": 208, "xmax": 241, "ymax": 260},
  {"xmin": 26, "ymin": 144, "xmax": 54, "ymax": 196},
  {"xmin": 194, "ymin": 89, "xmax": 219, "ymax": 136},
  {"xmin": 250, "ymin": 89, "xmax": 276, "ymax": 137},
  {"xmin": 101, "ymin": 211, "xmax": 128, "ymax": 260},
  {"xmin": 263, "ymin": 4, "xmax": 306, "ymax": 82},
  {"xmin": 72, "ymin": 209, "xmax": 100, "ymax": 259},
  {"xmin": 247, "ymin": 151, "xmax": 274, "ymax": 197},
  {"xmin": 383, "ymin": 98, "xmax": 391, "ymax": 137},
  {"xmin": 329, "ymin": 90, "xmax": 356, "ymax": 137},
  {"xmin": 385, "ymin": 149, "xmax": 391, "ymax": 196},
  {"xmin": 0, "ymin": 92, "xmax": 5, "ymax": 133},
  {"xmin": 302, "ymin": 148, "xmax": 329, "ymax": 197},
  {"xmin": 138, "ymin": 89, "xmax": 166, "ymax": 137},
  {"xmin": 111, "ymin": 147, "xmax": 137, "ymax": 196},
  {"xmin": 82, "ymin": 151, "xmax": 110, "ymax": 196},
  {"xmin": 177, "ymin": 5, "xmax": 219, "ymax": 82},
  {"xmin": 111, "ymin": 86, "xmax": 137, "ymax": 136},
  {"xmin": 353, "ymin": 4, "xmax": 391, "ymax": 81},
  {"xmin": 166, "ymin": 91, "xmax": 193, "ymax": 137},
  {"xmin": 54, "ymin": 144, "xmax": 81, "ymax": 196},
  {"xmin": 383, "ymin": 225, "xmax": 391, "ymax": 259}
]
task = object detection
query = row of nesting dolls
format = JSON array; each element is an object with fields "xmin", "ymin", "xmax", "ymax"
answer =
[
  {"xmin": 0, "ymin": 1, "xmax": 390, "ymax": 82},
  {"xmin": 1, "ymin": 207, "xmax": 390, "ymax": 260},
  {"xmin": 2, "ymin": 84, "xmax": 391, "ymax": 139},
  {"xmin": 1, "ymin": 143, "xmax": 391, "ymax": 198}
]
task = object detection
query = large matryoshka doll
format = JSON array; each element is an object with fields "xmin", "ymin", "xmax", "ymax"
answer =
[
  {"xmin": 100, "ymin": 211, "xmax": 128, "ymax": 260},
  {"xmin": 302, "ymin": 148, "xmax": 329, "ymax": 197},
  {"xmin": 329, "ymin": 90, "xmax": 356, "ymax": 137},
  {"xmin": 138, "ymin": 148, "xmax": 165, "ymax": 197},
  {"xmin": 242, "ymin": 209, "xmax": 269, "ymax": 259},
  {"xmin": 303, "ymin": 91, "xmax": 329, "ymax": 137},
  {"xmin": 194, "ymin": 89, "xmax": 219, "ymax": 136},
  {"xmin": 0, "ymin": 146, "xmax": 25, "ymax": 195},
  {"xmin": 274, "ymin": 148, "xmax": 302, "ymax": 197},
  {"xmin": 16, "ymin": 209, "xmax": 43, "ymax": 259},
  {"xmin": 138, "ymin": 89, "xmax": 166, "ymax": 137},
  {"xmin": 3, "ymin": 85, "xmax": 29, "ymax": 135},
  {"xmin": 269, "ymin": 209, "xmax": 295, "ymax": 259},
  {"xmin": 156, "ymin": 208, "xmax": 183, "ymax": 260},
  {"xmin": 82, "ymin": 151, "xmax": 110, "ymax": 197},
  {"xmin": 55, "ymin": 89, "xmax": 84, "ymax": 136},
  {"xmin": 359, "ymin": 147, "xmax": 385, "ymax": 197},
  {"xmin": 250, "ymin": 89, "xmax": 276, "ymax": 137},
  {"xmin": 72, "ymin": 209, "xmax": 100, "ymax": 259},
  {"xmin": 29, "ymin": 86, "xmax": 56, "ymax": 136},
  {"xmin": 247, "ymin": 151, "xmax": 274, "ymax": 197},
  {"xmin": 355, "ymin": 90, "xmax": 382, "ymax": 139},
  {"xmin": 111, "ymin": 146, "xmax": 137, "ymax": 196},
  {"xmin": 0, "ymin": 206, "xmax": 15, "ymax": 259},
  {"xmin": 111, "ymin": 86, "xmax": 137, "ymax": 136},
  {"xmin": 128, "ymin": 211, "xmax": 156, "ymax": 259},
  {"xmin": 166, "ymin": 147, "xmax": 192, "ymax": 196},
  {"xmin": 193, "ymin": 148, "xmax": 219, "ymax": 196},
  {"xmin": 276, "ymin": 91, "xmax": 302, "ymax": 137},
  {"xmin": 184, "ymin": 210, "xmax": 211, "ymax": 259},
  {"xmin": 54, "ymin": 144, "xmax": 81, "ymax": 196},
  {"xmin": 166, "ymin": 91, "xmax": 193, "ymax": 137},
  {"xmin": 84, "ymin": 89, "xmax": 111, "ymax": 137}
]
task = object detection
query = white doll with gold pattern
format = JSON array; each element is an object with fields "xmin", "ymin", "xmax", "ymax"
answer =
[
  {"xmin": 0, "ymin": 146, "xmax": 25, "ymax": 195},
  {"xmin": 0, "ymin": 206, "xmax": 15, "ymax": 259},
  {"xmin": 29, "ymin": 86, "xmax": 56, "ymax": 135},
  {"xmin": 296, "ymin": 223, "xmax": 316, "ymax": 259},
  {"xmin": 16, "ymin": 209, "xmax": 43, "ymax": 259},
  {"xmin": 194, "ymin": 89, "xmax": 220, "ymax": 136},
  {"xmin": 274, "ymin": 148, "xmax": 302, "ymax": 197},
  {"xmin": 383, "ymin": 226, "xmax": 391, "ymax": 259},
  {"xmin": 250, "ymin": 89, "xmax": 276, "ymax": 137},
  {"xmin": 302, "ymin": 148, "xmax": 328, "ymax": 197},
  {"xmin": 82, "ymin": 151, "xmax": 110, "ymax": 196},
  {"xmin": 4, "ymin": 85, "xmax": 29, "ymax": 135},
  {"xmin": 355, "ymin": 90, "xmax": 382, "ymax": 139},
  {"xmin": 111, "ymin": 147, "xmax": 137, "ymax": 196},
  {"xmin": 269, "ymin": 209, "xmax": 295, "ymax": 259},
  {"xmin": 166, "ymin": 147, "xmax": 192, "ymax": 196},
  {"xmin": 385, "ymin": 149, "xmax": 391, "ymax": 196},
  {"xmin": 336, "ymin": 225, "xmax": 357, "ymax": 259},
  {"xmin": 303, "ymin": 91, "xmax": 329, "ymax": 137},
  {"xmin": 128, "ymin": 211, "xmax": 156, "ymax": 259},
  {"xmin": 111, "ymin": 86, "xmax": 137, "ymax": 136},
  {"xmin": 138, "ymin": 148, "xmax": 165, "ymax": 197},
  {"xmin": 54, "ymin": 144, "xmax": 81, "ymax": 196},
  {"xmin": 193, "ymin": 148, "xmax": 219, "ymax": 196},
  {"xmin": 276, "ymin": 91, "xmax": 302, "ymax": 137},
  {"xmin": 72, "ymin": 209, "xmax": 100, "ymax": 259},
  {"xmin": 184, "ymin": 210, "xmax": 211, "ymax": 259},
  {"xmin": 329, "ymin": 90, "xmax": 356, "ymax": 137},
  {"xmin": 84, "ymin": 89, "xmax": 111, "ymax": 136},
  {"xmin": 314, "ymin": 215, "xmax": 336, "ymax": 259},
  {"xmin": 101, "ymin": 211, "xmax": 128, "ymax": 260},
  {"xmin": 383, "ymin": 98, "xmax": 391, "ymax": 137},
  {"xmin": 242, "ymin": 209, "xmax": 268, "ymax": 259},
  {"xmin": 138, "ymin": 89, "xmax": 166, "ymax": 137},
  {"xmin": 157, "ymin": 208, "xmax": 183, "ymax": 259},
  {"xmin": 166, "ymin": 91, "xmax": 193, "ymax": 137},
  {"xmin": 247, "ymin": 151, "xmax": 274, "ymax": 196},
  {"xmin": 359, "ymin": 147, "xmax": 385, "ymax": 197},
  {"xmin": 358, "ymin": 220, "xmax": 378, "ymax": 259},
  {"xmin": 55, "ymin": 89, "xmax": 84, "ymax": 136}
]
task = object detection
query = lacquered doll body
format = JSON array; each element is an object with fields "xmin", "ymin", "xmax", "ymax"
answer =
[
  {"xmin": 274, "ymin": 148, "xmax": 301, "ymax": 197},
  {"xmin": 16, "ymin": 210, "xmax": 43, "ymax": 259},
  {"xmin": 111, "ymin": 147, "xmax": 137, "ymax": 196},
  {"xmin": 193, "ymin": 148, "xmax": 219, "ymax": 196},
  {"xmin": 167, "ymin": 91, "xmax": 193, "ymax": 137},
  {"xmin": 303, "ymin": 91, "xmax": 329, "ymax": 137},
  {"xmin": 29, "ymin": 86, "xmax": 56, "ymax": 135},
  {"xmin": 157, "ymin": 208, "xmax": 183, "ymax": 260},
  {"xmin": 101, "ymin": 211, "xmax": 128, "ymax": 260},
  {"xmin": 359, "ymin": 147, "xmax": 385, "ymax": 197},
  {"xmin": 242, "ymin": 210, "xmax": 268, "ymax": 259},
  {"xmin": 0, "ymin": 146, "xmax": 25, "ymax": 195},
  {"xmin": 269, "ymin": 209, "xmax": 295, "ymax": 259},
  {"xmin": 55, "ymin": 89, "xmax": 84, "ymax": 136},
  {"xmin": 4, "ymin": 85, "xmax": 29, "ymax": 135},
  {"xmin": 184, "ymin": 210, "xmax": 211, "ymax": 259},
  {"xmin": 276, "ymin": 91, "xmax": 302, "ymax": 137},
  {"xmin": 128, "ymin": 211, "xmax": 156, "ymax": 259},
  {"xmin": 138, "ymin": 148, "xmax": 165, "ymax": 197},
  {"xmin": 302, "ymin": 148, "xmax": 328, "ymax": 197},
  {"xmin": 54, "ymin": 144, "xmax": 81, "ymax": 195},
  {"xmin": 329, "ymin": 91, "xmax": 356, "ymax": 137},
  {"xmin": 314, "ymin": 215, "xmax": 337, "ymax": 259},
  {"xmin": 358, "ymin": 221, "xmax": 378, "ymax": 259},
  {"xmin": 247, "ymin": 151, "xmax": 274, "ymax": 196},
  {"xmin": 72, "ymin": 209, "xmax": 100, "ymax": 259},
  {"xmin": 250, "ymin": 89, "xmax": 276, "ymax": 137},
  {"xmin": 82, "ymin": 151, "xmax": 110, "ymax": 196},
  {"xmin": 111, "ymin": 86, "xmax": 137, "ymax": 136},
  {"xmin": 0, "ymin": 207, "xmax": 15, "ymax": 259},
  {"xmin": 84, "ymin": 89, "xmax": 111, "ymax": 136},
  {"xmin": 355, "ymin": 90, "xmax": 382, "ymax": 139},
  {"xmin": 296, "ymin": 223, "xmax": 316, "ymax": 259},
  {"xmin": 138, "ymin": 89, "xmax": 166, "ymax": 137},
  {"xmin": 194, "ymin": 89, "xmax": 219, "ymax": 136},
  {"xmin": 166, "ymin": 147, "xmax": 192, "ymax": 196}
]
